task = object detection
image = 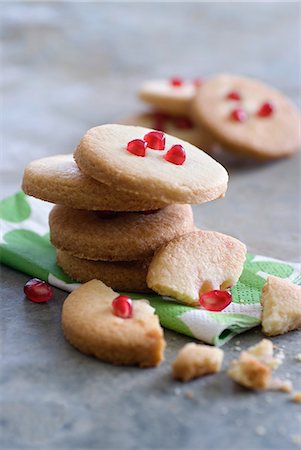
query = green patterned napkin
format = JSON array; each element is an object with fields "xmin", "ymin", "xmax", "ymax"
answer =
[{"xmin": 1, "ymin": 192, "xmax": 300, "ymax": 346}]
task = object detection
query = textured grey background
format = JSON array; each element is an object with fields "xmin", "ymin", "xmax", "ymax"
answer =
[{"xmin": 1, "ymin": 2, "xmax": 301, "ymax": 450}]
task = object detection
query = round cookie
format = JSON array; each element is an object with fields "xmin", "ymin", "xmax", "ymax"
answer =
[
  {"xmin": 57, "ymin": 250, "xmax": 151, "ymax": 292},
  {"xmin": 193, "ymin": 74, "xmax": 301, "ymax": 159},
  {"xmin": 74, "ymin": 124, "xmax": 228, "ymax": 204},
  {"xmin": 139, "ymin": 79, "xmax": 197, "ymax": 116},
  {"xmin": 62, "ymin": 279, "xmax": 165, "ymax": 367},
  {"xmin": 49, "ymin": 204, "xmax": 194, "ymax": 261},
  {"xmin": 118, "ymin": 112, "xmax": 214, "ymax": 152},
  {"xmin": 22, "ymin": 154, "xmax": 169, "ymax": 211},
  {"xmin": 147, "ymin": 230, "xmax": 247, "ymax": 306}
]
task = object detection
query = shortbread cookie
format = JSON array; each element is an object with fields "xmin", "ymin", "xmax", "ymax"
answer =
[
  {"xmin": 74, "ymin": 124, "xmax": 228, "ymax": 205},
  {"xmin": 261, "ymin": 276, "xmax": 301, "ymax": 336},
  {"xmin": 193, "ymin": 74, "xmax": 301, "ymax": 159},
  {"xmin": 22, "ymin": 154, "xmax": 168, "ymax": 211},
  {"xmin": 227, "ymin": 339, "xmax": 282, "ymax": 390},
  {"xmin": 118, "ymin": 112, "xmax": 214, "ymax": 151},
  {"xmin": 147, "ymin": 230, "xmax": 246, "ymax": 306},
  {"xmin": 49, "ymin": 204, "xmax": 194, "ymax": 261},
  {"xmin": 62, "ymin": 280, "xmax": 165, "ymax": 367},
  {"xmin": 139, "ymin": 78, "xmax": 198, "ymax": 116},
  {"xmin": 57, "ymin": 249, "xmax": 150, "ymax": 292},
  {"xmin": 172, "ymin": 343, "xmax": 224, "ymax": 382}
]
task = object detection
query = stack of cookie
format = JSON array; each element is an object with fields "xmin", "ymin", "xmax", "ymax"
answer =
[
  {"xmin": 22, "ymin": 124, "xmax": 228, "ymax": 292},
  {"xmin": 119, "ymin": 74, "xmax": 301, "ymax": 160}
]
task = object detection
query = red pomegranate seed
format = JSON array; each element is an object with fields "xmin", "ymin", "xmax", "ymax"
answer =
[
  {"xmin": 144, "ymin": 131, "xmax": 166, "ymax": 150},
  {"xmin": 127, "ymin": 139, "xmax": 147, "ymax": 157},
  {"xmin": 112, "ymin": 295, "xmax": 133, "ymax": 318},
  {"xmin": 170, "ymin": 77, "xmax": 184, "ymax": 87},
  {"xmin": 199, "ymin": 290, "xmax": 232, "ymax": 312},
  {"xmin": 173, "ymin": 116, "xmax": 193, "ymax": 129},
  {"xmin": 231, "ymin": 108, "xmax": 247, "ymax": 122},
  {"xmin": 193, "ymin": 78, "xmax": 203, "ymax": 88},
  {"xmin": 227, "ymin": 90, "xmax": 241, "ymax": 101},
  {"xmin": 257, "ymin": 101, "xmax": 274, "ymax": 117},
  {"xmin": 164, "ymin": 144, "xmax": 186, "ymax": 165},
  {"xmin": 24, "ymin": 278, "xmax": 53, "ymax": 303}
]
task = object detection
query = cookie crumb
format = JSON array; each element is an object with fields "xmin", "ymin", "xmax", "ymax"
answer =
[
  {"xmin": 185, "ymin": 390, "xmax": 194, "ymax": 400},
  {"xmin": 227, "ymin": 339, "xmax": 281, "ymax": 390},
  {"xmin": 292, "ymin": 435, "xmax": 301, "ymax": 446},
  {"xmin": 269, "ymin": 378, "xmax": 293, "ymax": 393},
  {"xmin": 234, "ymin": 346, "xmax": 241, "ymax": 352},
  {"xmin": 291, "ymin": 392, "xmax": 301, "ymax": 403},
  {"xmin": 174, "ymin": 387, "xmax": 182, "ymax": 396},
  {"xmin": 255, "ymin": 425, "xmax": 266, "ymax": 436},
  {"xmin": 294, "ymin": 354, "xmax": 301, "ymax": 362},
  {"xmin": 172, "ymin": 343, "xmax": 223, "ymax": 382}
]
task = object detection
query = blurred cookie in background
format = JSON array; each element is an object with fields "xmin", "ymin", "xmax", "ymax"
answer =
[
  {"xmin": 192, "ymin": 73, "xmax": 301, "ymax": 160},
  {"xmin": 138, "ymin": 77, "xmax": 202, "ymax": 117},
  {"xmin": 117, "ymin": 111, "xmax": 214, "ymax": 153}
]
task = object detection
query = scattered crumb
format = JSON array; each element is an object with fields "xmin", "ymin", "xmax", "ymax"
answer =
[
  {"xmin": 174, "ymin": 387, "xmax": 181, "ymax": 396},
  {"xmin": 220, "ymin": 406, "xmax": 229, "ymax": 416},
  {"xmin": 234, "ymin": 346, "xmax": 241, "ymax": 352},
  {"xmin": 227, "ymin": 339, "xmax": 280, "ymax": 390},
  {"xmin": 255, "ymin": 425, "xmax": 266, "ymax": 436},
  {"xmin": 172, "ymin": 343, "xmax": 224, "ymax": 382},
  {"xmin": 185, "ymin": 390, "xmax": 194, "ymax": 400},
  {"xmin": 291, "ymin": 392, "xmax": 301, "ymax": 403},
  {"xmin": 291, "ymin": 435, "xmax": 301, "ymax": 446},
  {"xmin": 294, "ymin": 354, "xmax": 301, "ymax": 362},
  {"xmin": 270, "ymin": 379, "xmax": 293, "ymax": 393},
  {"xmin": 235, "ymin": 340, "xmax": 241, "ymax": 345}
]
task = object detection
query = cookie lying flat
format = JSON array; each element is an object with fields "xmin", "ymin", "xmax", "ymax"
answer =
[
  {"xmin": 57, "ymin": 249, "xmax": 150, "ymax": 292},
  {"xmin": 261, "ymin": 276, "xmax": 301, "ymax": 336},
  {"xmin": 62, "ymin": 280, "xmax": 165, "ymax": 367},
  {"xmin": 118, "ymin": 112, "xmax": 214, "ymax": 152},
  {"xmin": 172, "ymin": 343, "xmax": 224, "ymax": 382},
  {"xmin": 193, "ymin": 74, "xmax": 301, "ymax": 159},
  {"xmin": 74, "ymin": 124, "xmax": 228, "ymax": 205},
  {"xmin": 139, "ymin": 78, "xmax": 197, "ymax": 116},
  {"xmin": 22, "ymin": 154, "xmax": 168, "ymax": 211},
  {"xmin": 50, "ymin": 204, "xmax": 194, "ymax": 261},
  {"xmin": 147, "ymin": 230, "xmax": 246, "ymax": 306}
]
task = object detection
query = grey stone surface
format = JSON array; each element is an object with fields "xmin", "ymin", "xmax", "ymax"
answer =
[{"xmin": 0, "ymin": 2, "xmax": 300, "ymax": 450}]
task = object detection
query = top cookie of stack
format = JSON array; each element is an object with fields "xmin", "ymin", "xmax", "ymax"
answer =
[{"xmin": 22, "ymin": 124, "xmax": 228, "ymax": 291}]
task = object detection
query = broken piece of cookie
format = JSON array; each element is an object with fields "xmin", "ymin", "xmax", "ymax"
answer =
[
  {"xmin": 172, "ymin": 342, "xmax": 224, "ymax": 381},
  {"xmin": 227, "ymin": 339, "xmax": 283, "ymax": 390},
  {"xmin": 261, "ymin": 276, "xmax": 301, "ymax": 336}
]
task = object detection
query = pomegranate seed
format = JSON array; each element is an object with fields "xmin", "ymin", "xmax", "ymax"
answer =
[
  {"xmin": 199, "ymin": 290, "xmax": 232, "ymax": 312},
  {"xmin": 231, "ymin": 108, "xmax": 247, "ymax": 122},
  {"xmin": 227, "ymin": 90, "xmax": 241, "ymax": 101},
  {"xmin": 257, "ymin": 101, "xmax": 274, "ymax": 117},
  {"xmin": 112, "ymin": 295, "xmax": 133, "ymax": 319},
  {"xmin": 24, "ymin": 278, "xmax": 53, "ymax": 303},
  {"xmin": 170, "ymin": 77, "xmax": 184, "ymax": 87},
  {"xmin": 164, "ymin": 144, "xmax": 186, "ymax": 165},
  {"xmin": 193, "ymin": 78, "xmax": 203, "ymax": 88},
  {"xmin": 173, "ymin": 116, "xmax": 193, "ymax": 129},
  {"xmin": 144, "ymin": 131, "xmax": 166, "ymax": 150},
  {"xmin": 127, "ymin": 139, "xmax": 147, "ymax": 157},
  {"xmin": 152, "ymin": 112, "xmax": 167, "ymax": 132}
]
